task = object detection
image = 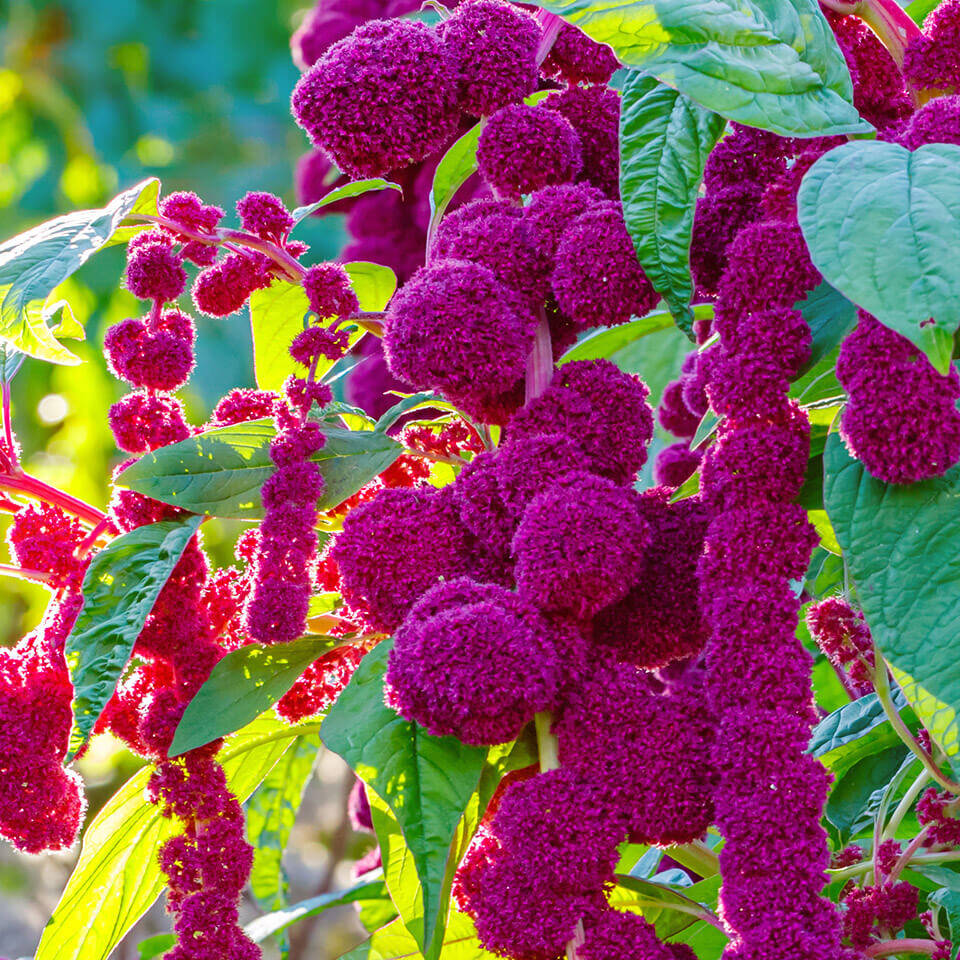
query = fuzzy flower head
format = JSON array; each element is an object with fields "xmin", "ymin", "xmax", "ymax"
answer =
[
  {"xmin": 540, "ymin": 22, "xmax": 620, "ymax": 85},
  {"xmin": 441, "ymin": 0, "xmax": 540, "ymax": 117},
  {"xmin": 836, "ymin": 311, "xmax": 960, "ymax": 484},
  {"xmin": 236, "ymin": 192, "xmax": 294, "ymax": 241},
  {"xmin": 806, "ymin": 597, "xmax": 875, "ymax": 688},
  {"xmin": 523, "ymin": 182, "xmax": 607, "ymax": 262},
  {"xmin": 331, "ymin": 485, "xmax": 479, "ymax": 631},
  {"xmin": 904, "ymin": 0, "xmax": 960, "ymax": 93},
  {"xmin": 658, "ymin": 380, "xmax": 701, "ymax": 439},
  {"xmin": 303, "ymin": 262, "xmax": 359, "ymax": 318},
  {"xmin": 384, "ymin": 259, "xmax": 535, "ymax": 420},
  {"xmin": 654, "ymin": 441, "xmax": 702, "ymax": 488},
  {"xmin": 513, "ymin": 472, "xmax": 649, "ymax": 620},
  {"xmin": 552, "ymin": 202, "xmax": 658, "ymax": 330},
  {"xmin": 431, "ymin": 199, "xmax": 549, "ymax": 304},
  {"xmin": 109, "ymin": 393, "xmax": 191, "ymax": 454},
  {"xmin": 386, "ymin": 578, "xmax": 562, "ymax": 744},
  {"xmin": 477, "ymin": 103, "xmax": 583, "ymax": 199},
  {"xmin": 192, "ymin": 252, "xmax": 272, "ymax": 317},
  {"xmin": 291, "ymin": 19, "xmax": 459, "ymax": 178},
  {"xmin": 593, "ymin": 489, "xmax": 709, "ymax": 669},
  {"xmin": 209, "ymin": 389, "xmax": 278, "ymax": 427},
  {"xmin": 159, "ymin": 191, "xmax": 224, "ymax": 236},
  {"xmin": 543, "ymin": 84, "xmax": 620, "ymax": 197},
  {"xmin": 125, "ymin": 233, "xmax": 187, "ymax": 304},
  {"xmin": 899, "ymin": 94, "xmax": 960, "ymax": 149},
  {"xmin": 509, "ymin": 359, "xmax": 654, "ymax": 485},
  {"xmin": 689, "ymin": 182, "xmax": 764, "ymax": 295},
  {"xmin": 581, "ymin": 906, "xmax": 688, "ymax": 960},
  {"xmin": 7, "ymin": 503, "xmax": 86, "ymax": 589},
  {"xmin": 104, "ymin": 311, "xmax": 196, "ymax": 392}
]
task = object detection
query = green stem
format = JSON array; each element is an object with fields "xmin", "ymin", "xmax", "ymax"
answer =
[
  {"xmin": 882, "ymin": 769, "xmax": 931, "ymax": 841},
  {"xmin": 873, "ymin": 651, "xmax": 960, "ymax": 794},
  {"xmin": 667, "ymin": 839, "xmax": 721, "ymax": 878},
  {"xmin": 829, "ymin": 849, "xmax": 960, "ymax": 883},
  {"xmin": 535, "ymin": 711, "xmax": 559, "ymax": 772}
]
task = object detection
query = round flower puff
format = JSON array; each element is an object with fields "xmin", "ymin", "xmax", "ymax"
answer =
[
  {"xmin": 236, "ymin": 192, "xmax": 294, "ymax": 241},
  {"xmin": 291, "ymin": 19, "xmax": 459, "ymax": 178},
  {"xmin": 523, "ymin": 182, "xmax": 607, "ymax": 261},
  {"xmin": 384, "ymin": 259, "xmax": 536, "ymax": 406},
  {"xmin": 513, "ymin": 471, "xmax": 648, "ymax": 620},
  {"xmin": 386, "ymin": 578, "xmax": 562, "ymax": 744},
  {"xmin": 540, "ymin": 22, "xmax": 620, "ymax": 86},
  {"xmin": 441, "ymin": 0, "xmax": 539, "ymax": 117},
  {"xmin": 477, "ymin": 103, "xmax": 583, "ymax": 199},
  {"xmin": 552, "ymin": 202, "xmax": 658, "ymax": 330},
  {"xmin": 303, "ymin": 262, "xmax": 359, "ymax": 318}
]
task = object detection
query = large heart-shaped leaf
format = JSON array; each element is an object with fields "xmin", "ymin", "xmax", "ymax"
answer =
[
  {"xmin": 798, "ymin": 141, "xmax": 960, "ymax": 373},
  {"xmin": 341, "ymin": 909, "xmax": 498, "ymax": 960},
  {"xmin": 322, "ymin": 641, "xmax": 488, "ymax": 960},
  {"xmin": 65, "ymin": 515, "xmax": 203, "ymax": 759},
  {"xmin": 37, "ymin": 713, "xmax": 319, "ymax": 960},
  {"xmin": 170, "ymin": 637, "xmax": 338, "ymax": 755},
  {"xmin": 117, "ymin": 418, "xmax": 402, "ymax": 520},
  {"xmin": 824, "ymin": 434, "xmax": 960, "ymax": 770},
  {"xmin": 0, "ymin": 178, "xmax": 158, "ymax": 363},
  {"xmin": 529, "ymin": 0, "xmax": 867, "ymax": 137},
  {"xmin": 619, "ymin": 74, "xmax": 726, "ymax": 336}
]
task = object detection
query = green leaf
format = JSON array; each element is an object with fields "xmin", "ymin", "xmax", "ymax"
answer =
[
  {"xmin": 109, "ymin": 177, "xmax": 161, "ymax": 248},
  {"xmin": 137, "ymin": 934, "xmax": 175, "ymax": 960},
  {"xmin": 322, "ymin": 640, "xmax": 488, "ymax": 960},
  {"xmin": 247, "ymin": 732, "xmax": 322, "ymax": 913},
  {"xmin": 529, "ymin": 0, "xmax": 867, "ymax": 137},
  {"xmin": 375, "ymin": 392, "xmax": 442, "ymax": 434},
  {"xmin": 64, "ymin": 515, "xmax": 203, "ymax": 759},
  {"xmin": 793, "ymin": 279, "xmax": 858, "ymax": 378},
  {"xmin": 0, "ymin": 340, "xmax": 25, "ymax": 383},
  {"xmin": 931, "ymin": 888, "xmax": 960, "ymax": 944},
  {"xmin": 341, "ymin": 909, "xmax": 497, "ymax": 960},
  {"xmin": 292, "ymin": 179, "xmax": 402, "ymax": 224},
  {"xmin": 37, "ymin": 713, "xmax": 319, "ymax": 960},
  {"xmin": 809, "ymin": 690, "xmax": 914, "ymax": 779},
  {"xmin": 118, "ymin": 419, "xmax": 403, "ymax": 520},
  {"xmin": 245, "ymin": 878, "xmax": 391, "ymax": 943},
  {"xmin": 344, "ymin": 261, "xmax": 398, "ymax": 312},
  {"xmin": 619, "ymin": 74, "xmax": 726, "ymax": 336},
  {"xmin": 824, "ymin": 433, "xmax": 960, "ymax": 771},
  {"xmin": 0, "ymin": 178, "xmax": 159, "ymax": 363},
  {"xmin": 798, "ymin": 141, "xmax": 960, "ymax": 373},
  {"xmin": 249, "ymin": 278, "xmax": 312, "ymax": 392},
  {"xmin": 826, "ymin": 745, "xmax": 910, "ymax": 839},
  {"xmin": 610, "ymin": 874, "xmax": 722, "ymax": 941},
  {"xmin": 428, "ymin": 123, "xmax": 484, "ymax": 230},
  {"xmin": 804, "ymin": 546, "xmax": 845, "ymax": 598},
  {"xmin": 171, "ymin": 637, "xmax": 338, "ymax": 755},
  {"xmin": 906, "ymin": 0, "xmax": 940, "ymax": 25},
  {"xmin": 666, "ymin": 918, "xmax": 729, "ymax": 960},
  {"xmin": 559, "ymin": 308, "xmax": 697, "ymax": 365}
]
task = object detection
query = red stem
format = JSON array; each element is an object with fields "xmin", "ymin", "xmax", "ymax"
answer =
[
  {"xmin": 524, "ymin": 313, "xmax": 554, "ymax": 405},
  {"xmin": 75, "ymin": 516, "xmax": 113, "ymax": 557},
  {"xmin": 865, "ymin": 939, "xmax": 941, "ymax": 957},
  {"xmin": 0, "ymin": 562, "xmax": 53, "ymax": 585},
  {"xmin": 535, "ymin": 10, "xmax": 563, "ymax": 64},
  {"xmin": 822, "ymin": 0, "xmax": 921, "ymax": 67},
  {"xmin": 0, "ymin": 471, "xmax": 105, "ymax": 526},
  {"xmin": 2, "ymin": 381, "xmax": 15, "ymax": 462}
]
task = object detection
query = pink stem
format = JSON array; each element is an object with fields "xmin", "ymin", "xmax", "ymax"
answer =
[
  {"xmin": 0, "ymin": 562, "xmax": 53, "ymax": 585},
  {"xmin": 865, "ymin": 939, "xmax": 941, "ymax": 957},
  {"xmin": 535, "ymin": 10, "xmax": 564, "ymax": 64},
  {"xmin": 0, "ymin": 471, "xmax": 105, "ymax": 526},
  {"xmin": 886, "ymin": 827, "xmax": 931, "ymax": 884},
  {"xmin": 2, "ymin": 381, "xmax": 15, "ymax": 467},
  {"xmin": 821, "ymin": 0, "xmax": 921, "ymax": 67},
  {"xmin": 75, "ymin": 516, "xmax": 114, "ymax": 558},
  {"xmin": 524, "ymin": 314, "xmax": 554, "ymax": 405}
]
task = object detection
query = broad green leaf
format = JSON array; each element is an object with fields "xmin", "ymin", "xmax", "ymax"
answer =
[
  {"xmin": 793, "ymin": 279, "xmax": 858, "ymax": 378},
  {"xmin": 170, "ymin": 637, "xmax": 338, "ymax": 755},
  {"xmin": 798, "ymin": 141, "xmax": 960, "ymax": 373},
  {"xmin": 666, "ymin": 918, "xmax": 729, "ymax": 960},
  {"xmin": 559, "ymin": 307, "xmax": 692, "ymax": 364},
  {"xmin": 808, "ymin": 689, "xmax": 915, "ymax": 779},
  {"xmin": 37, "ymin": 713, "xmax": 319, "ymax": 960},
  {"xmin": 930, "ymin": 888, "xmax": 960, "ymax": 944},
  {"xmin": 249, "ymin": 278, "xmax": 312, "ymax": 392},
  {"xmin": 0, "ymin": 178, "xmax": 159, "ymax": 363},
  {"xmin": 137, "ymin": 934, "xmax": 175, "ymax": 959},
  {"xmin": 65, "ymin": 515, "xmax": 203, "ymax": 759},
  {"xmin": 247, "ymin": 732, "xmax": 322, "ymax": 912},
  {"xmin": 529, "ymin": 0, "xmax": 867, "ymax": 137},
  {"xmin": 109, "ymin": 177, "xmax": 161, "ymax": 248},
  {"xmin": 619, "ymin": 74, "xmax": 726, "ymax": 336},
  {"xmin": 341, "ymin": 908, "xmax": 497, "ymax": 960},
  {"xmin": 826, "ymin": 745, "xmax": 910, "ymax": 839},
  {"xmin": 804, "ymin": 547, "xmax": 845, "ymax": 599},
  {"xmin": 0, "ymin": 340, "xmax": 24, "ymax": 382},
  {"xmin": 292, "ymin": 179, "xmax": 402, "ymax": 224},
  {"xmin": 824, "ymin": 433, "xmax": 960, "ymax": 771},
  {"xmin": 611, "ymin": 874, "xmax": 722, "ymax": 941},
  {"xmin": 245, "ymin": 878, "xmax": 391, "ymax": 943},
  {"xmin": 322, "ymin": 641, "xmax": 488, "ymax": 960},
  {"xmin": 118, "ymin": 418, "xmax": 403, "ymax": 520},
  {"xmin": 691, "ymin": 411, "xmax": 719, "ymax": 451},
  {"xmin": 344, "ymin": 261, "xmax": 398, "ymax": 312}
]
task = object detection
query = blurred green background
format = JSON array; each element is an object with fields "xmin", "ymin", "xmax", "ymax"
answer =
[
  {"xmin": 0, "ymin": 0, "xmax": 347, "ymax": 646},
  {"xmin": 0, "ymin": 6, "xmax": 372, "ymax": 957}
]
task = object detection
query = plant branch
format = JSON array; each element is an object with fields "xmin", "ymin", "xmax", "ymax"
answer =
[
  {"xmin": 535, "ymin": 711, "xmax": 559, "ymax": 772},
  {"xmin": 0, "ymin": 562, "xmax": 53, "ymax": 585},
  {"xmin": 524, "ymin": 314, "xmax": 553, "ymax": 405},
  {"xmin": 829, "ymin": 849, "xmax": 960, "ymax": 883},
  {"xmin": 886, "ymin": 827, "xmax": 931, "ymax": 885},
  {"xmin": 865, "ymin": 938, "xmax": 942, "ymax": 957},
  {"xmin": 0, "ymin": 470, "xmax": 106, "ymax": 526},
  {"xmin": 883, "ymin": 769, "xmax": 931, "ymax": 841},
  {"xmin": 666, "ymin": 839, "xmax": 721, "ymax": 879},
  {"xmin": 873, "ymin": 651, "xmax": 960, "ymax": 794}
]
